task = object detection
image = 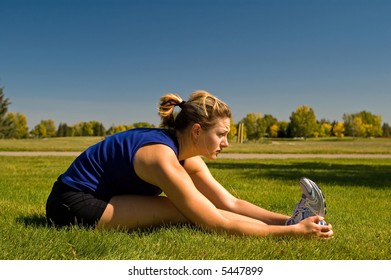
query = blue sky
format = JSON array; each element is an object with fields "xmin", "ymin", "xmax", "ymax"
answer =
[{"xmin": 1, "ymin": 0, "xmax": 390, "ymax": 129}]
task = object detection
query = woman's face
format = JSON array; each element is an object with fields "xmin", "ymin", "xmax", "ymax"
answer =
[{"xmin": 198, "ymin": 117, "xmax": 230, "ymax": 160}]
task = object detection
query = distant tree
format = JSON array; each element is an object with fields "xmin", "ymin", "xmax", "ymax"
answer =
[
  {"xmin": 262, "ymin": 114, "xmax": 278, "ymax": 137},
  {"xmin": 277, "ymin": 121, "xmax": 289, "ymax": 138},
  {"xmin": 43, "ymin": 119, "xmax": 56, "ymax": 137},
  {"xmin": 269, "ymin": 123, "xmax": 279, "ymax": 138},
  {"xmin": 382, "ymin": 123, "xmax": 391, "ymax": 137},
  {"xmin": 318, "ymin": 119, "xmax": 332, "ymax": 137},
  {"xmin": 256, "ymin": 116, "xmax": 267, "ymax": 139},
  {"xmin": 106, "ymin": 124, "xmax": 133, "ymax": 135},
  {"xmin": 105, "ymin": 122, "xmax": 155, "ymax": 136},
  {"xmin": 346, "ymin": 114, "xmax": 365, "ymax": 137},
  {"xmin": 57, "ymin": 122, "xmax": 68, "ymax": 137},
  {"xmin": 69, "ymin": 121, "xmax": 105, "ymax": 136},
  {"xmin": 227, "ymin": 117, "xmax": 237, "ymax": 141},
  {"xmin": 132, "ymin": 122, "xmax": 155, "ymax": 128},
  {"xmin": 332, "ymin": 122, "xmax": 345, "ymax": 138},
  {"xmin": 5, "ymin": 112, "xmax": 28, "ymax": 139},
  {"xmin": 90, "ymin": 121, "xmax": 106, "ymax": 136},
  {"xmin": 105, "ymin": 125, "xmax": 116, "ymax": 135},
  {"xmin": 0, "ymin": 87, "xmax": 12, "ymax": 138},
  {"xmin": 67, "ymin": 126, "xmax": 76, "ymax": 137},
  {"xmin": 72, "ymin": 122, "xmax": 83, "ymax": 136},
  {"xmin": 343, "ymin": 111, "xmax": 382, "ymax": 137},
  {"xmin": 241, "ymin": 113, "xmax": 263, "ymax": 141},
  {"xmin": 113, "ymin": 125, "xmax": 127, "ymax": 133},
  {"xmin": 357, "ymin": 111, "xmax": 382, "ymax": 137},
  {"xmin": 32, "ymin": 119, "xmax": 56, "ymax": 138},
  {"xmin": 82, "ymin": 122, "xmax": 94, "ymax": 136},
  {"xmin": 32, "ymin": 123, "xmax": 47, "ymax": 138},
  {"xmin": 289, "ymin": 105, "xmax": 317, "ymax": 138},
  {"xmin": 342, "ymin": 113, "xmax": 355, "ymax": 136}
]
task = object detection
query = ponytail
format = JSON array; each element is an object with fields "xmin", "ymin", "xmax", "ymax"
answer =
[
  {"xmin": 158, "ymin": 94, "xmax": 184, "ymax": 128},
  {"xmin": 158, "ymin": 90, "xmax": 231, "ymax": 131}
]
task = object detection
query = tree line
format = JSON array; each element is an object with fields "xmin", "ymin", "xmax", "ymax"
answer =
[
  {"xmin": 236, "ymin": 106, "xmax": 390, "ymax": 141},
  {"xmin": 1, "ymin": 87, "xmax": 390, "ymax": 140}
]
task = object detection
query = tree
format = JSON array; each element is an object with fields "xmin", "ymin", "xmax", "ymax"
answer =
[
  {"xmin": 32, "ymin": 123, "xmax": 47, "ymax": 138},
  {"xmin": 82, "ymin": 122, "xmax": 94, "ymax": 136},
  {"xmin": 382, "ymin": 123, "xmax": 391, "ymax": 137},
  {"xmin": 5, "ymin": 112, "xmax": 29, "ymax": 138},
  {"xmin": 332, "ymin": 122, "xmax": 345, "ymax": 138},
  {"xmin": 289, "ymin": 105, "xmax": 317, "ymax": 138},
  {"xmin": 277, "ymin": 121, "xmax": 289, "ymax": 138},
  {"xmin": 32, "ymin": 119, "xmax": 56, "ymax": 138},
  {"xmin": 343, "ymin": 111, "xmax": 382, "ymax": 137},
  {"xmin": 72, "ymin": 122, "xmax": 83, "ymax": 136},
  {"xmin": 269, "ymin": 123, "xmax": 279, "ymax": 138},
  {"xmin": 0, "ymin": 87, "xmax": 12, "ymax": 138},
  {"xmin": 43, "ymin": 119, "xmax": 56, "ymax": 137},
  {"xmin": 227, "ymin": 117, "xmax": 237, "ymax": 141},
  {"xmin": 132, "ymin": 122, "xmax": 155, "ymax": 128},
  {"xmin": 57, "ymin": 123, "xmax": 68, "ymax": 137},
  {"xmin": 318, "ymin": 119, "xmax": 332, "ymax": 138},
  {"xmin": 91, "ymin": 121, "xmax": 106, "ymax": 136},
  {"xmin": 241, "ymin": 113, "xmax": 263, "ymax": 141},
  {"xmin": 106, "ymin": 124, "xmax": 132, "ymax": 135},
  {"xmin": 262, "ymin": 114, "xmax": 278, "ymax": 137},
  {"xmin": 343, "ymin": 113, "xmax": 364, "ymax": 137},
  {"xmin": 106, "ymin": 124, "xmax": 131, "ymax": 135}
]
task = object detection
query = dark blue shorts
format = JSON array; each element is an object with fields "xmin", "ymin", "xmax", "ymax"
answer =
[{"xmin": 46, "ymin": 180, "xmax": 109, "ymax": 228}]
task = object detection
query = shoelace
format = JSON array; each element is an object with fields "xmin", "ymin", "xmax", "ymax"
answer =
[{"xmin": 291, "ymin": 200, "xmax": 313, "ymax": 219}]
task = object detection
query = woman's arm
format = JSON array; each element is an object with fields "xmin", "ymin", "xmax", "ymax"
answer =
[
  {"xmin": 183, "ymin": 156, "xmax": 289, "ymax": 225},
  {"xmin": 134, "ymin": 144, "xmax": 333, "ymax": 238}
]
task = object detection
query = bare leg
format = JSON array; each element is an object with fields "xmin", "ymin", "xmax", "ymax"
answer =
[
  {"xmin": 219, "ymin": 209, "xmax": 267, "ymax": 225},
  {"xmin": 97, "ymin": 195, "xmax": 188, "ymax": 230},
  {"xmin": 97, "ymin": 195, "xmax": 267, "ymax": 231}
]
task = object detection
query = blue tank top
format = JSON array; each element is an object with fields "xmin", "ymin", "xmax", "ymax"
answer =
[{"xmin": 60, "ymin": 128, "xmax": 180, "ymax": 199}]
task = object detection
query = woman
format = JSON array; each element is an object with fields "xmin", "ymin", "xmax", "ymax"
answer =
[{"xmin": 46, "ymin": 90, "xmax": 333, "ymax": 238}]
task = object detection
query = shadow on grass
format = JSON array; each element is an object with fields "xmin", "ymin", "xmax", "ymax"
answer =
[
  {"xmin": 15, "ymin": 213, "xmax": 198, "ymax": 236},
  {"xmin": 206, "ymin": 160, "xmax": 391, "ymax": 189},
  {"xmin": 16, "ymin": 213, "xmax": 48, "ymax": 227}
]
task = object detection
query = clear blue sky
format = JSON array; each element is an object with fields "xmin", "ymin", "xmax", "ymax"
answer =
[{"xmin": 1, "ymin": 0, "xmax": 390, "ymax": 129}]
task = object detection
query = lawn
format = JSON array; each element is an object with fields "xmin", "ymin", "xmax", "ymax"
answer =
[
  {"xmin": 0, "ymin": 155, "xmax": 390, "ymax": 260},
  {"xmin": 1, "ymin": 137, "xmax": 391, "ymax": 154},
  {"xmin": 0, "ymin": 137, "xmax": 103, "ymax": 152}
]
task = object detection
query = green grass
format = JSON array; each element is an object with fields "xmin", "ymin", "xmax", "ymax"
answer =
[
  {"xmin": 0, "ymin": 137, "xmax": 103, "ymax": 151},
  {"xmin": 225, "ymin": 137, "xmax": 391, "ymax": 154},
  {"xmin": 1, "ymin": 137, "xmax": 391, "ymax": 154},
  {"xmin": 1, "ymin": 156, "xmax": 390, "ymax": 260}
]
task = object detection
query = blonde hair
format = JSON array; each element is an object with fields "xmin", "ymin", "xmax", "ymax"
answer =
[{"xmin": 158, "ymin": 90, "xmax": 231, "ymax": 131}]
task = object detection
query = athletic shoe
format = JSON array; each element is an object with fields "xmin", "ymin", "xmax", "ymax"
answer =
[
  {"xmin": 285, "ymin": 177, "xmax": 326, "ymax": 225},
  {"xmin": 285, "ymin": 201, "xmax": 314, "ymax": 225},
  {"xmin": 299, "ymin": 177, "xmax": 326, "ymax": 217}
]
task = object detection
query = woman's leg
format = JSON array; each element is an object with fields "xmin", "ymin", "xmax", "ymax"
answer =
[
  {"xmin": 97, "ymin": 195, "xmax": 188, "ymax": 230},
  {"xmin": 97, "ymin": 195, "xmax": 267, "ymax": 230},
  {"xmin": 219, "ymin": 209, "xmax": 267, "ymax": 225}
]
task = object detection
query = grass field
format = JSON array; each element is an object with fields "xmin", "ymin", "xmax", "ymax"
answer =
[
  {"xmin": 1, "ymin": 141, "xmax": 390, "ymax": 259},
  {"xmin": 1, "ymin": 136, "xmax": 391, "ymax": 154},
  {"xmin": 0, "ymin": 137, "xmax": 103, "ymax": 152}
]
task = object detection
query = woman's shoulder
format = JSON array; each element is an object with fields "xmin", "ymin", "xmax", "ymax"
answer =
[
  {"xmin": 183, "ymin": 156, "xmax": 208, "ymax": 174},
  {"xmin": 132, "ymin": 128, "xmax": 176, "ymax": 143},
  {"xmin": 110, "ymin": 128, "xmax": 179, "ymax": 156},
  {"xmin": 107, "ymin": 127, "xmax": 171, "ymax": 140}
]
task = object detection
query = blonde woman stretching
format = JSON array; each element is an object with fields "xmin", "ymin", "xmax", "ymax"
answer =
[{"xmin": 46, "ymin": 90, "xmax": 333, "ymax": 238}]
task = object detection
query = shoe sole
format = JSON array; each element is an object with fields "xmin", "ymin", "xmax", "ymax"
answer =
[{"xmin": 300, "ymin": 177, "xmax": 326, "ymax": 217}]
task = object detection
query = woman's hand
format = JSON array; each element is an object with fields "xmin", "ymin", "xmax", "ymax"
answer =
[{"xmin": 295, "ymin": 216, "xmax": 334, "ymax": 239}]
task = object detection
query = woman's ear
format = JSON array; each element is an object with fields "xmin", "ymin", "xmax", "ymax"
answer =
[{"xmin": 191, "ymin": 123, "xmax": 202, "ymax": 142}]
